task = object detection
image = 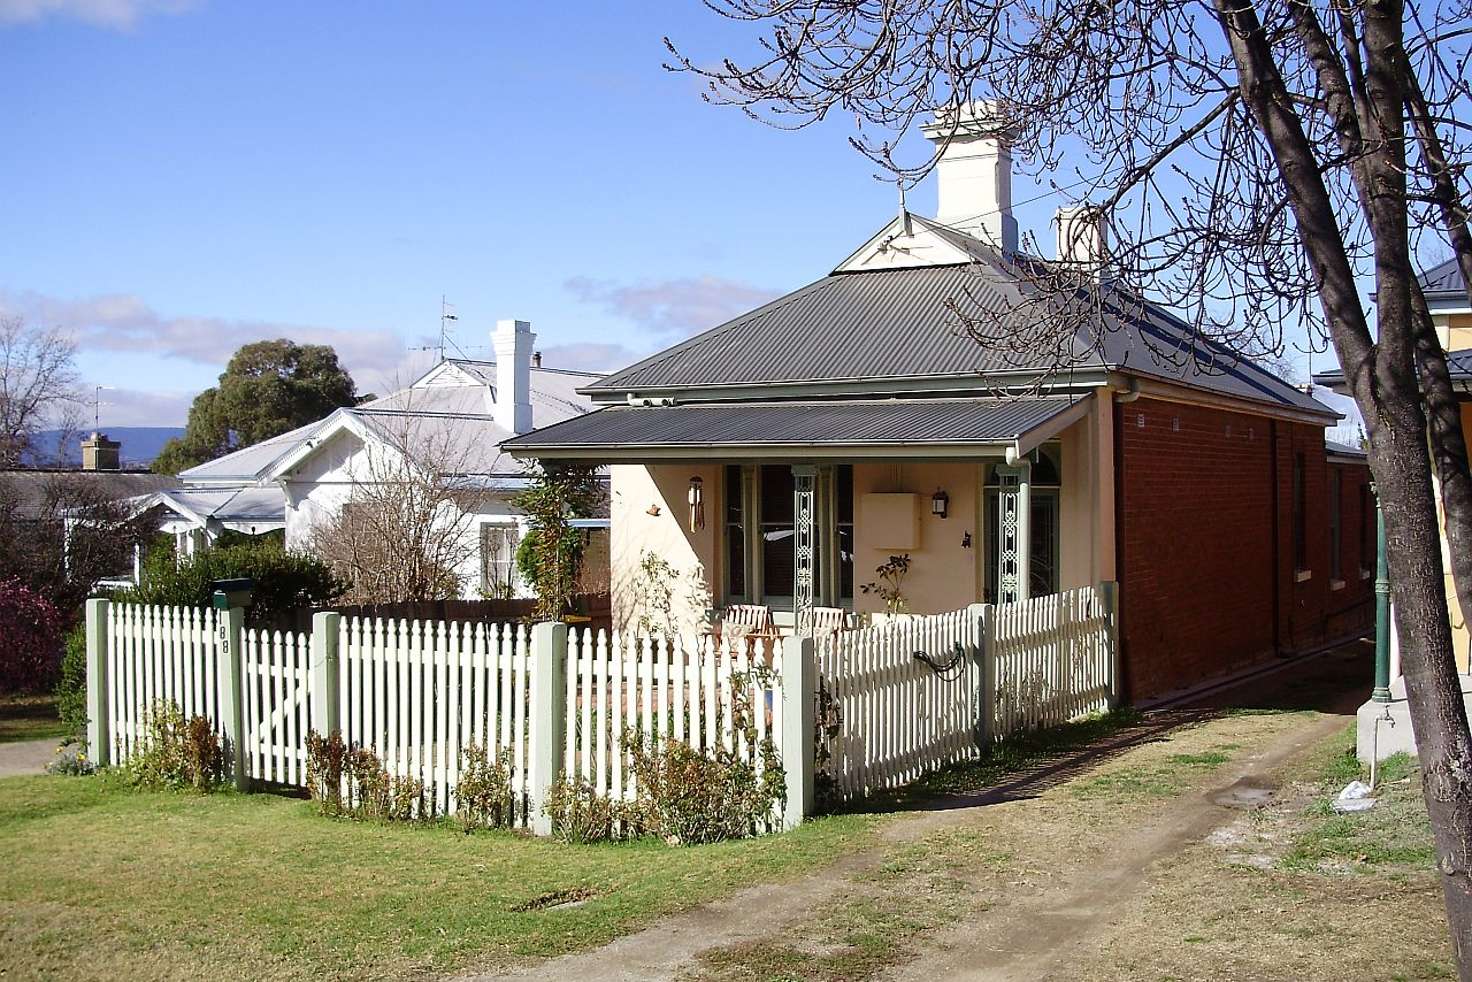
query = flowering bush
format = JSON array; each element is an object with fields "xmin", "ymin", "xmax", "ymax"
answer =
[{"xmin": 0, "ymin": 577, "xmax": 64, "ymax": 694}]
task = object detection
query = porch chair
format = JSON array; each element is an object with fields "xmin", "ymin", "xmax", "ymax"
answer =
[
  {"xmin": 809, "ymin": 606, "xmax": 849, "ymax": 639},
  {"xmin": 721, "ymin": 604, "xmax": 774, "ymax": 638}
]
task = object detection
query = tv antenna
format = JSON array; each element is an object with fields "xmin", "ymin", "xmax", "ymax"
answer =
[
  {"xmin": 410, "ymin": 295, "xmax": 460, "ymax": 361},
  {"xmin": 93, "ymin": 385, "xmax": 112, "ymax": 430}
]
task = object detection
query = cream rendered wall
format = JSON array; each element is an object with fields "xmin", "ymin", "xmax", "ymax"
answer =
[
  {"xmin": 1447, "ymin": 313, "xmax": 1472, "ymax": 353},
  {"xmin": 852, "ymin": 460, "xmax": 980, "ymax": 615},
  {"xmin": 280, "ymin": 427, "xmax": 524, "ymax": 600},
  {"xmin": 609, "ymin": 462, "xmax": 720, "ymax": 631}
]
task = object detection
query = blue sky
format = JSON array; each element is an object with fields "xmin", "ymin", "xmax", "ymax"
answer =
[{"xmin": 2, "ymin": 0, "xmax": 1357, "ymax": 434}]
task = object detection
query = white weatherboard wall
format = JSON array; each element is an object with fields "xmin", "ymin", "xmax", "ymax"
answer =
[{"xmin": 280, "ymin": 427, "xmax": 527, "ymax": 599}]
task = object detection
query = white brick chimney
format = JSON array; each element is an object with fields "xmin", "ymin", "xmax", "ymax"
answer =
[
  {"xmin": 920, "ymin": 101, "xmax": 1018, "ymax": 254},
  {"xmin": 1055, "ymin": 204, "xmax": 1109, "ymax": 269},
  {"xmin": 492, "ymin": 319, "xmax": 535, "ymax": 435}
]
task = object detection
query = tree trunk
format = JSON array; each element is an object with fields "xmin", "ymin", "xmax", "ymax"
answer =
[{"xmin": 1216, "ymin": 0, "xmax": 1472, "ymax": 970}]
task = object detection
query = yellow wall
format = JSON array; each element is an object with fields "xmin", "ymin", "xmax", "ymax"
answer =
[
  {"xmin": 608, "ymin": 462, "xmax": 719, "ymax": 631},
  {"xmin": 853, "ymin": 460, "xmax": 981, "ymax": 615},
  {"xmin": 1446, "ymin": 313, "xmax": 1472, "ymax": 353}
]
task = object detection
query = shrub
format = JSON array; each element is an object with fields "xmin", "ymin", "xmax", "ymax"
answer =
[
  {"xmin": 545, "ymin": 669, "xmax": 785, "ymax": 847},
  {"xmin": 455, "ymin": 743, "xmax": 516, "ymax": 831},
  {"xmin": 0, "ymin": 577, "xmax": 65, "ymax": 694},
  {"xmin": 544, "ymin": 775, "xmax": 642, "ymax": 844},
  {"xmin": 124, "ymin": 699, "xmax": 224, "ymax": 791},
  {"xmin": 46, "ymin": 740, "xmax": 95, "ymax": 776},
  {"xmin": 55, "ymin": 623, "xmax": 88, "ymax": 738},
  {"xmin": 304, "ymin": 732, "xmax": 431, "ymax": 822},
  {"xmin": 123, "ymin": 537, "xmax": 344, "ymax": 627}
]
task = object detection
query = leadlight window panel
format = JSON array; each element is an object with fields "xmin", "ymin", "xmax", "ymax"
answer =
[
  {"xmin": 1293, "ymin": 452, "xmax": 1308, "ymax": 572},
  {"xmin": 760, "ymin": 464, "xmax": 795, "ymax": 602},
  {"xmin": 724, "ymin": 465, "xmax": 746, "ymax": 601},
  {"xmin": 837, "ymin": 464, "xmax": 854, "ymax": 600}
]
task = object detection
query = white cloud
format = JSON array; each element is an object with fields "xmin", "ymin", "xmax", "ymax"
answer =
[
  {"xmin": 0, "ymin": 289, "xmax": 406, "ymax": 379},
  {"xmin": 89, "ymin": 385, "xmax": 194, "ymax": 427},
  {"xmin": 0, "ymin": 0, "xmax": 199, "ymax": 29},
  {"xmin": 565, "ymin": 275, "xmax": 777, "ymax": 338}
]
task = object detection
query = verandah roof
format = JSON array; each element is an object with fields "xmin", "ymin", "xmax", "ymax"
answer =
[{"xmin": 503, "ymin": 395, "xmax": 1087, "ymax": 460}]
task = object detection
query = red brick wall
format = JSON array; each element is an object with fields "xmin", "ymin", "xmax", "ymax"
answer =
[{"xmin": 1116, "ymin": 398, "xmax": 1372, "ymax": 701}]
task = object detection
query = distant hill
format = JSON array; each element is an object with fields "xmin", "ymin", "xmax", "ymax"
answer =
[{"xmin": 26, "ymin": 427, "xmax": 186, "ymax": 469}]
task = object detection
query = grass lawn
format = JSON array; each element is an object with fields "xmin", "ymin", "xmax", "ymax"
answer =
[
  {"xmin": 0, "ymin": 773, "xmax": 882, "ymax": 981},
  {"xmin": 0, "ymin": 695, "xmax": 68, "ymax": 745}
]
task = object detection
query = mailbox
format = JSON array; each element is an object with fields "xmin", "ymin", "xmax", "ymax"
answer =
[{"xmin": 210, "ymin": 578, "xmax": 256, "ymax": 610}]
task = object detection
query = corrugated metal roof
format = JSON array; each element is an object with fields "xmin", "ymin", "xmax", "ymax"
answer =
[
  {"xmin": 1449, "ymin": 349, "xmax": 1472, "ymax": 379},
  {"xmin": 506, "ymin": 397, "xmax": 1078, "ymax": 451},
  {"xmin": 1422, "ymin": 256, "xmax": 1466, "ymax": 299},
  {"xmin": 179, "ymin": 360, "xmax": 603, "ymax": 484},
  {"xmin": 585, "ymin": 254, "xmax": 1331, "ymax": 418}
]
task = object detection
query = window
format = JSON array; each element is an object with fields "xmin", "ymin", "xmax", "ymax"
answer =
[
  {"xmin": 1292, "ymin": 452, "xmax": 1308, "ymax": 573},
  {"xmin": 836, "ymin": 464, "xmax": 855, "ymax": 600},
  {"xmin": 760, "ymin": 464, "xmax": 796, "ymax": 601},
  {"xmin": 724, "ymin": 463, "xmax": 853, "ymax": 606},
  {"xmin": 480, "ymin": 523, "xmax": 521, "ymax": 599},
  {"xmin": 1329, "ymin": 469, "xmax": 1343, "ymax": 582},
  {"xmin": 724, "ymin": 465, "xmax": 746, "ymax": 601},
  {"xmin": 1360, "ymin": 483, "xmax": 1375, "ymax": 575},
  {"xmin": 984, "ymin": 446, "xmax": 1062, "ymax": 602}
]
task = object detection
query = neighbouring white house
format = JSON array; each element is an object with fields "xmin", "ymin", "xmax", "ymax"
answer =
[{"xmin": 129, "ymin": 319, "xmax": 606, "ymax": 599}]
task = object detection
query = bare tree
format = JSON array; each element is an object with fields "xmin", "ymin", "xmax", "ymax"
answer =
[
  {"xmin": 0, "ymin": 316, "xmax": 82, "ymax": 468},
  {"xmin": 305, "ymin": 404, "xmax": 501, "ymax": 605},
  {"xmin": 668, "ymin": 0, "xmax": 1472, "ymax": 963}
]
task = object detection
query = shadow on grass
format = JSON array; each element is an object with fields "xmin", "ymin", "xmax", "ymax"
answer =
[{"xmin": 825, "ymin": 707, "xmax": 1222, "ymax": 817}]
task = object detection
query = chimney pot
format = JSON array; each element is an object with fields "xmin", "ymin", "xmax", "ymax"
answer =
[
  {"xmin": 920, "ymin": 101, "xmax": 1018, "ymax": 254},
  {"xmin": 532, "ymin": 351, "xmax": 542, "ymax": 369},
  {"xmin": 492, "ymin": 319, "xmax": 536, "ymax": 435},
  {"xmin": 1054, "ymin": 205, "xmax": 1110, "ymax": 274}
]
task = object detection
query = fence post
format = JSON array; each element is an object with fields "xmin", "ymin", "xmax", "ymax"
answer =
[
  {"xmin": 310, "ymin": 612, "xmax": 342, "ymax": 737},
  {"xmin": 780, "ymin": 634, "xmax": 815, "ymax": 830},
  {"xmin": 529, "ymin": 621, "xmax": 568, "ymax": 837},
  {"xmin": 85, "ymin": 597, "xmax": 111, "ymax": 766},
  {"xmin": 216, "ymin": 604, "xmax": 248, "ymax": 791},
  {"xmin": 968, "ymin": 602, "xmax": 992, "ymax": 748},
  {"xmin": 1098, "ymin": 581, "xmax": 1120, "ymax": 710},
  {"xmin": 977, "ymin": 603, "xmax": 1000, "ymax": 747}
]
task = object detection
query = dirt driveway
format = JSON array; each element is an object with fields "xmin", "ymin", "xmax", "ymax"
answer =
[{"xmin": 470, "ymin": 640, "xmax": 1446, "ymax": 982}]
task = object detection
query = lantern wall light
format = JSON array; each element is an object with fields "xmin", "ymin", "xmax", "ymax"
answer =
[
  {"xmin": 931, "ymin": 488, "xmax": 950, "ymax": 518},
  {"xmin": 688, "ymin": 476, "xmax": 705, "ymax": 532}
]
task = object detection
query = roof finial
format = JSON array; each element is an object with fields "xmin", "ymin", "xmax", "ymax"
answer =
[{"xmin": 898, "ymin": 180, "xmax": 912, "ymax": 236}]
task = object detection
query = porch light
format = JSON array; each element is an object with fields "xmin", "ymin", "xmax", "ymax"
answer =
[
  {"xmin": 688, "ymin": 477, "xmax": 705, "ymax": 532},
  {"xmin": 931, "ymin": 488, "xmax": 949, "ymax": 518}
]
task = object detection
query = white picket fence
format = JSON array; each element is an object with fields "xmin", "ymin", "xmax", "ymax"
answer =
[
  {"xmin": 336, "ymin": 618, "xmax": 534, "ymax": 818},
  {"xmin": 561, "ymin": 630, "xmax": 783, "ymax": 805},
  {"xmin": 991, "ymin": 585, "xmax": 1116, "ymax": 735},
  {"xmin": 105, "ymin": 604, "xmax": 224, "ymax": 762},
  {"xmin": 816, "ymin": 584, "xmax": 1118, "ymax": 801},
  {"xmin": 816, "ymin": 608, "xmax": 985, "ymax": 801},
  {"xmin": 87, "ymin": 582, "xmax": 1116, "ymax": 826}
]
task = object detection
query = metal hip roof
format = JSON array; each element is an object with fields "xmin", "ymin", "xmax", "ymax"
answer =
[{"xmin": 505, "ymin": 396, "xmax": 1079, "ymax": 454}]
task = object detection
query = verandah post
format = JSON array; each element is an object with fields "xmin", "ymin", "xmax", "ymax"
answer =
[
  {"xmin": 529, "ymin": 620, "xmax": 568, "ymax": 836},
  {"xmin": 216, "ymin": 604, "xmax": 248, "ymax": 791},
  {"xmin": 780, "ymin": 634, "xmax": 815, "ymax": 830},
  {"xmin": 310, "ymin": 612, "xmax": 342, "ymax": 736},
  {"xmin": 85, "ymin": 597, "xmax": 111, "ymax": 766},
  {"xmin": 1098, "ymin": 580, "xmax": 1121, "ymax": 710}
]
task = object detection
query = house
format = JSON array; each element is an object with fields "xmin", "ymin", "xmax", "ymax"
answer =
[
  {"xmin": 1, "ymin": 433, "xmax": 178, "ymax": 587},
  {"xmin": 507, "ymin": 104, "xmax": 1373, "ymax": 703},
  {"xmin": 1314, "ymin": 257, "xmax": 1472, "ymax": 758},
  {"xmin": 164, "ymin": 320, "xmax": 607, "ymax": 599}
]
